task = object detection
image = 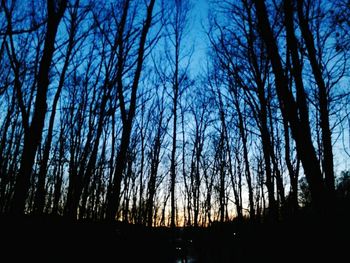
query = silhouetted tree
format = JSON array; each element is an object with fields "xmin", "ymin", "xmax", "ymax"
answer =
[
  {"xmin": 163, "ymin": 0, "xmax": 191, "ymax": 228},
  {"xmin": 33, "ymin": 0, "xmax": 86, "ymax": 215},
  {"xmin": 6, "ymin": 0, "xmax": 67, "ymax": 215},
  {"xmin": 253, "ymin": 0, "xmax": 327, "ymax": 214},
  {"xmin": 106, "ymin": 0, "xmax": 157, "ymax": 221}
]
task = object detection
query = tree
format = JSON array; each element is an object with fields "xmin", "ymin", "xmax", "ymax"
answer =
[
  {"xmin": 145, "ymin": 89, "xmax": 169, "ymax": 226},
  {"xmin": 253, "ymin": 0, "xmax": 327, "ymax": 214},
  {"xmin": 296, "ymin": 0, "xmax": 335, "ymax": 201},
  {"xmin": 188, "ymin": 89, "xmax": 211, "ymax": 226},
  {"xmin": 210, "ymin": 0, "xmax": 277, "ymax": 219},
  {"xmin": 106, "ymin": 0, "xmax": 156, "ymax": 221},
  {"xmin": 7, "ymin": 0, "xmax": 67, "ymax": 215},
  {"xmin": 33, "ymin": 0, "xmax": 85, "ymax": 215},
  {"xmin": 162, "ymin": 0, "xmax": 191, "ymax": 228}
]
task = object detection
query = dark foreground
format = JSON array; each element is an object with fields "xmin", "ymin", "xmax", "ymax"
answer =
[{"xmin": 1, "ymin": 213, "xmax": 349, "ymax": 262}]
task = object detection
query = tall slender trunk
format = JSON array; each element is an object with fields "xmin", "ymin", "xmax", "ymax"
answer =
[
  {"xmin": 253, "ymin": 0, "xmax": 326, "ymax": 213},
  {"xmin": 235, "ymin": 99, "xmax": 255, "ymax": 219},
  {"xmin": 230, "ymin": 147, "xmax": 243, "ymax": 221},
  {"xmin": 33, "ymin": 6, "xmax": 78, "ymax": 213},
  {"xmin": 0, "ymin": 93, "xmax": 16, "ymax": 210},
  {"xmin": 52, "ymin": 127, "xmax": 65, "ymax": 215},
  {"xmin": 296, "ymin": 0, "xmax": 335, "ymax": 199},
  {"xmin": 105, "ymin": 0, "xmax": 156, "ymax": 221},
  {"xmin": 3, "ymin": 123, "xmax": 22, "ymax": 213},
  {"xmin": 146, "ymin": 106, "xmax": 164, "ymax": 227},
  {"xmin": 170, "ymin": 21, "xmax": 180, "ymax": 228},
  {"xmin": 64, "ymin": 102, "xmax": 95, "ymax": 219},
  {"xmin": 267, "ymin": 101, "xmax": 285, "ymax": 206},
  {"xmin": 283, "ymin": 116, "xmax": 299, "ymax": 213},
  {"xmin": 106, "ymin": 120, "xmax": 133, "ymax": 220},
  {"xmin": 105, "ymin": 108, "xmax": 116, "ymax": 216},
  {"xmin": 170, "ymin": 88, "xmax": 178, "ymax": 228},
  {"xmin": 244, "ymin": 16, "xmax": 277, "ymax": 218},
  {"xmin": 182, "ymin": 108, "xmax": 192, "ymax": 226},
  {"xmin": 258, "ymin": 87, "xmax": 277, "ymax": 220},
  {"xmin": 79, "ymin": 90, "xmax": 110, "ymax": 218},
  {"xmin": 139, "ymin": 118, "xmax": 145, "ymax": 224},
  {"xmin": 11, "ymin": 1, "xmax": 67, "ymax": 215}
]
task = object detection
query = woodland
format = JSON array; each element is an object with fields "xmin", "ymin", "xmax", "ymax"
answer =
[{"xmin": 0, "ymin": 0, "xmax": 350, "ymax": 262}]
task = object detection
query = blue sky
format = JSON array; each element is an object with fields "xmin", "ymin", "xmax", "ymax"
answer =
[{"xmin": 188, "ymin": 0, "xmax": 209, "ymax": 75}]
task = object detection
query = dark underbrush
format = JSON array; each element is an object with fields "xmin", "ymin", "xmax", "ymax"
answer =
[{"xmin": 1, "ymin": 211, "xmax": 349, "ymax": 262}]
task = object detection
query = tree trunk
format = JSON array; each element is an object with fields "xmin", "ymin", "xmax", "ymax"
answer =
[
  {"xmin": 296, "ymin": 0, "xmax": 335, "ymax": 200},
  {"xmin": 33, "ymin": 6, "xmax": 77, "ymax": 214},
  {"xmin": 52, "ymin": 127, "xmax": 65, "ymax": 215},
  {"xmin": 11, "ymin": 1, "xmax": 67, "ymax": 215},
  {"xmin": 253, "ymin": 0, "xmax": 326, "ymax": 214},
  {"xmin": 258, "ymin": 86, "xmax": 277, "ymax": 220},
  {"xmin": 235, "ymin": 100, "xmax": 255, "ymax": 219},
  {"xmin": 79, "ymin": 90, "xmax": 110, "ymax": 218},
  {"xmin": 170, "ymin": 88, "xmax": 178, "ymax": 228},
  {"xmin": 0, "ymin": 93, "xmax": 16, "ymax": 210},
  {"xmin": 283, "ymin": 116, "xmax": 299, "ymax": 214},
  {"xmin": 105, "ymin": 0, "xmax": 156, "ymax": 221}
]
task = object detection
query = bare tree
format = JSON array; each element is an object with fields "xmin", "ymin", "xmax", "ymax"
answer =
[
  {"xmin": 6, "ymin": 0, "xmax": 67, "ymax": 215},
  {"xmin": 33, "ymin": 0, "xmax": 86, "ymax": 215},
  {"xmin": 106, "ymin": 0, "xmax": 157, "ymax": 221},
  {"xmin": 253, "ymin": 0, "xmax": 327, "ymax": 213},
  {"xmin": 161, "ymin": 0, "xmax": 192, "ymax": 228}
]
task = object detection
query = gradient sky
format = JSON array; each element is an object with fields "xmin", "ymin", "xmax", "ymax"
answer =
[{"xmin": 188, "ymin": 0, "xmax": 209, "ymax": 75}]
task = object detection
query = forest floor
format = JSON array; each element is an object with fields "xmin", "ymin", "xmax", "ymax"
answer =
[{"xmin": 0, "ymin": 212, "xmax": 349, "ymax": 262}]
